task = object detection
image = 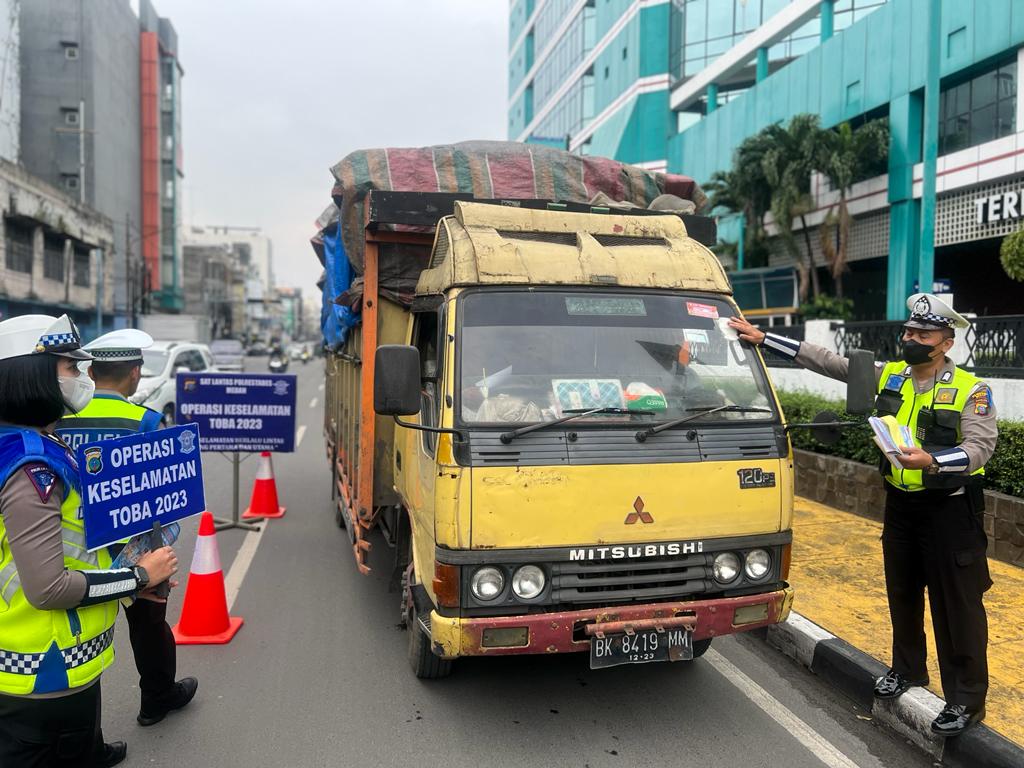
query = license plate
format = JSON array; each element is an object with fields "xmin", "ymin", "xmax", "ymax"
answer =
[{"xmin": 589, "ymin": 627, "xmax": 693, "ymax": 669}]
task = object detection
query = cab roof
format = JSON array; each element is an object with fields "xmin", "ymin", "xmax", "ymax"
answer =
[{"xmin": 416, "ymin": 202, "xmax": 732, "ymax": 296}]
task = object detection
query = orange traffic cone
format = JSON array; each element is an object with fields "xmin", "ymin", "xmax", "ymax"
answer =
[
  {"xmin": 172, "ymin": 512, "xmax": 243, "ymax": 645},
  {"xmin": 241, "ymin": 452, "xmax": 286, "ymax": 520}
]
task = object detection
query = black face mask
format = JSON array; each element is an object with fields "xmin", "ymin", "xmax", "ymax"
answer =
[{"xmin": 902, "ymin": 339, "xmax": 939, "ymax": 365}]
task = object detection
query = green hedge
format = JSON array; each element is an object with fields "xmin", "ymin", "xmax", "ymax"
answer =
[{"xmin": 776, "ymin": 390, "xmax": 1024, "ymax": 499}]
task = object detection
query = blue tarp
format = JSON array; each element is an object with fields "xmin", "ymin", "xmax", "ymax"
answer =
[{"xmin": 320, "ymin": 220, "xmax": 359, "ymax": 349}]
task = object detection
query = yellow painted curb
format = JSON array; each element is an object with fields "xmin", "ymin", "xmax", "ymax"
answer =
[{"xmin": 792, "ymin": 496, "xmax": 1024, "ymax": 748}]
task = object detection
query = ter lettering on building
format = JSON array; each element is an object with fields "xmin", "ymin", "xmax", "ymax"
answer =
[{"xmin": 975, "ymin": 190, "xmax": 1024, "ymax": 224}]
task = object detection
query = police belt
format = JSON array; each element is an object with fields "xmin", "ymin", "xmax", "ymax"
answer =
[{"xmin": 0, "ymin": 628, "xmax": 114, "ymax": 676}]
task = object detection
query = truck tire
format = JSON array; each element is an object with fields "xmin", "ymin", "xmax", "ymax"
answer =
[
  {"xmin": 162, "ymin": 405, "xmax": 176, "ymax": 427},
  {"xmin": 691, "ymin": 638, "xmax": 712, "ymax": 659},
  {"xmin": 402, "ymin": 568, "xmax": 453, "ymax": 679},
  {"xmin": 407, "ymin": 603, "xmax": 453, "ymax": 679}
]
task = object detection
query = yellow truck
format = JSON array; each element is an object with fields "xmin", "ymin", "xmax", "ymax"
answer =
[{"xmin": 321, "ymin": 188, "xmax": 870, "ymax": 678}]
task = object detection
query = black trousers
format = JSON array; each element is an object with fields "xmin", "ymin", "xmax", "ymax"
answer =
[
  {"xmin": 0, "ymin": 682, "xmax": 105, "ymax": 767},
  {"xmin": 882, "ymin": 486, "xmax": 992, "ymax": 708},
  {"xmin": 123, "ymin": 597, "xmax": 177, "ymax": 708}
]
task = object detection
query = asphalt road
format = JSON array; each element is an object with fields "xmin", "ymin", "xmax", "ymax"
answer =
[{"xmin": 102, "ymin": 359, "xmax": 933, "ymax": 768}]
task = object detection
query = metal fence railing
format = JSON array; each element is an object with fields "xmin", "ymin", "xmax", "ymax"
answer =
[{"xmin": 832, "ymin": 316, "xmax": 1024, "ymax": 378}]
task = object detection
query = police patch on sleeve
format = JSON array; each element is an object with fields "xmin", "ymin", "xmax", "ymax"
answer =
[
  {"xmin": 22, "ymin": 464, "xmax": 57, "ymax": 504},
  {"xmin": 884, "ymin": 373, "xmax": 905, "ymax": 392},
  {"xmin": 971, "ymin": 386, "xmax": 993, "ymax": 416}
]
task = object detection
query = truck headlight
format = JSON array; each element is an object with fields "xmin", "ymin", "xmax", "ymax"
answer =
[
  {"xmin": 131, "ymin": 385, "xmax": 157, "ymax": 405},
  {"xmin": 712, "ymin": 552, "xmax": 741, "ymax": 584},
  {"xmin": 511, "ymin": 565, "xmax": 545, "ymax": 600},
  {"xmin": 470, "ymin": 567, "xmax": 504, "ymax": 601},
  {"xmin": 744, "ymin": 549, "xmax": 771, "ymax": 580}
]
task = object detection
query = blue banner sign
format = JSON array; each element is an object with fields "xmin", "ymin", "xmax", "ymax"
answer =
[
  {"xmin": 175, "ymin": 372, "xmax": 297, "ymax": 453},
  {"xmin": 77, "ymin": 424, "xmax": 206, "ymax": 551}
]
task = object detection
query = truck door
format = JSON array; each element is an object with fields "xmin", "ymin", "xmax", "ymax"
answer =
[{"xmin": 404, "ymin": 310, "xmax": 444, "ymax": 572}]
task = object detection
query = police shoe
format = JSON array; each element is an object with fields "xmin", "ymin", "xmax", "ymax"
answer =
[
  {"xmin": 873, "ymin": 670, "xmax": 927, "ymax": 699},
  {"xmin": 100, "ymin": 741, "xmax": 127, "ymax": 767},
  {"xmin": 138, "ymin": 677, "xmax": 199, "ymax": 727},
  {"xmin": 930, "ymin": 704, "xmax": 985, "ymax": 738}
]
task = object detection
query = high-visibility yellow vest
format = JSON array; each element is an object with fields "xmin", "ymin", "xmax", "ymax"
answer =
[
  {"xmin": 56, "ymin": 393, "xmax": 162, "ymax": 451},
  {"xmin": 875, "ymin": 361, "xmax": 986, "ymax": 493},
  {"xmin": 0, "ymin": 432, "xmax": 117, "ymax": 695}
]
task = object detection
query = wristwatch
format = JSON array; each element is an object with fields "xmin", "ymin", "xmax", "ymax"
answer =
[
  {"xmin": 132, "ymin": 565, "xmax": 150, "ymax": 590},
  {"xmin": 926, "ymin": 460, "xmax": 940, "ymax": 475}
]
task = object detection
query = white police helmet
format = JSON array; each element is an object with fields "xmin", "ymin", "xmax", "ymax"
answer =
[
  {"xmin": 84, "ymin": 328, "xmax": 154, "ymax": 363},
  {"xmin": 0, "ymin": 314, "xmax": 93, "ymax": 362}
]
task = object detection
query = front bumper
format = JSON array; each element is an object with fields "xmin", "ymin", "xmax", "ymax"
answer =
[{"xmin": 428, "ymin": 586, "xmax": 794, "ymax": 659}]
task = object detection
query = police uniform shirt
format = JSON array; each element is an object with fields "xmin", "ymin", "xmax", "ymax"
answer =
[{"xmin": 761, "ymin": 333, "xmax": 998, "ymax": 474}]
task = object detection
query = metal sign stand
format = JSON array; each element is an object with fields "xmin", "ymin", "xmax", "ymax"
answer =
[{"xmin": 213, "ymin": 451, "xmax": 261, "ymax": 532}]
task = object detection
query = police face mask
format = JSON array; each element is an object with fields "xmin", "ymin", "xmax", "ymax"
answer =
[
  {"xmin": 902, "ymin": 338, "xmax": 942, "ymax": 366},
  {"xmin": 59, "ymin": 371, "xmax": 95, "ymax": 413}
]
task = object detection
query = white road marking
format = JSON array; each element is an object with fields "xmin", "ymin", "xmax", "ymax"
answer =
[
  {"xmin": 309, "ymin": 397, "xmax": 319, "ymax": 409},
  {"xmin": 705, "ymin": 649, "xmax": 861, "ymax": 768},
  {"xmin": 295, "ymin": 424, "xmax": 307, "ymax": 448},
  {"xmin": 224, "ymin": 525, "xmax": 266, "ymax": 612}
]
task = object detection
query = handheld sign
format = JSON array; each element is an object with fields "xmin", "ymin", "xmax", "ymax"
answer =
[
  {"xmin": 175, "ymin": 372, "xmax": 297, "ymax": 453},
  {"xmin": 77, "ymin": 424, "xmax": 206, "ymax": 551}
]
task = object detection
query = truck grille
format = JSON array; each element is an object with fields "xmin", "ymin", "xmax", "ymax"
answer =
[{"xmin": 550, "ymin": 553, "xmax": 711, "ymax": 605}]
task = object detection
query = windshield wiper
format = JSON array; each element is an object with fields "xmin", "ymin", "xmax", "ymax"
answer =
[
  {"xmin": 500, "ymin": 407, "xmax": 654, "ymax": 444},
  {"xmin": 634, "ymin": 405, "xmax": 773, "ymax": 442}
]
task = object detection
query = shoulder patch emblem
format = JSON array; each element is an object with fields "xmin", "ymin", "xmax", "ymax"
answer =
[
  {"xmin": 971, "ymin": 386, "xmax": 993, "ymax": 416},
  {"xmin": 884, "ymin": 373, "xmax": 906, "ymax": 392},
  {"xmin": 935, "ymin": 388, "xmax": 957, "ymax": 404},
  {"xmin": 23, "ymin": 464, "xmax": 57, "ymax": 504}
]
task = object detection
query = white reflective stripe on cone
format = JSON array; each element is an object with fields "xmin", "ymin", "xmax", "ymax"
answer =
[
  {"xmin": 255, "ymin": 454, "xmax": 274, "ymax": 481},
  {"xmin": 190, "ymin": 533, "xmax": 222, "ymax": 576}
]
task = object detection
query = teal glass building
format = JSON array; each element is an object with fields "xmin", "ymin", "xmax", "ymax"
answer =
[{"xmin": 508, "ymin": 0, "xmax": 1024, "ymax": 318}]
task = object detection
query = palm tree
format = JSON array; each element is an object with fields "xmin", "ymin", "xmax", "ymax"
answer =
[
  {"xmin": 816, "ymin": 119, "xmax": 889, "ymax": 297},
  {"xmin": 761, "ymin": 115, "xmax": 825, "ymax": 301},
  {"xmin": 705, "ymin": 134, "xmax": 776, "ymax": 270}
]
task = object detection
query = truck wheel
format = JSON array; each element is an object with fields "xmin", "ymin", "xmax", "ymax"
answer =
[
  {"xmin": 162, "ymin": 405, "xmax": 176, "ymax": 427},
  {"xmin": 691, "ymin": 638, "xmax": 712, "ymax": 659},
  {"xmin": 403, "ymin": 568, "xmax": 453, "ymax": 679}
]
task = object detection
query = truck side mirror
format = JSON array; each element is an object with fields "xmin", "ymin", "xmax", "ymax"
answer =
[
  {"xmin": 845, "ymin": 348, "xmax": 876, "ymax": 416},
  {"xmin": 374, "ymin": 345, "xmax": 421, "ymax": 416},
  {"xmin": 810, "ymin": 410, "xmax": 842, "ymax": 445}
]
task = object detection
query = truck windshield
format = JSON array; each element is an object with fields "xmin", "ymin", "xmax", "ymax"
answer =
[{"xmin": 458, "ymin": 290, "xmax": 776, "ymax": 427}]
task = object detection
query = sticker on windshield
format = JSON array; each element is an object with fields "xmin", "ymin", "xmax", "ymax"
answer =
[
  {"xmin": 683, "ymin": 329, "xmax": 709, "ymax": 345},
  {"xmin": 565, "ymin": 297, "xmax": 647, "ymax": 316},
  {"xmin": 686, "ymin": 302, "xmax": 718, "ymax": 319}
]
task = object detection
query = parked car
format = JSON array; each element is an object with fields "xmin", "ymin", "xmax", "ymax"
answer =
[
  {"xmin": 210, "ymin": 338, "xmax": 245, "ymax": 372},
  {"xmin": 131, "ymin": 341, "xmax": 217, "ymax": 425}
]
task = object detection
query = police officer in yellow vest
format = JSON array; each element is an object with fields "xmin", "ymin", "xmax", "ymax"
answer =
[
  {"xmin": 0, "ymin": 315, "xmax": 178, "ymax": 767},
  {"xmin": 56, "ymin": 329, "xmax": 198, "ymax": 729},
  {"xmin": 730, "ymin": 293, "xmax": 998, "ymax": 738}
]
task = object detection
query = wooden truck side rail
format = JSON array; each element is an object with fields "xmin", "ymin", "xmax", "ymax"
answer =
[{"xmin": 326, "ymin": 191, "xmax": 718, "ymax": 575}]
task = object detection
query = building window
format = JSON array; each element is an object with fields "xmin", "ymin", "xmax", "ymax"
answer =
[
  {"xmin": 62, "ymin": 174, "xmax": 80, "ymax": 191},
  {"xmin": 62, "ymin": 42, "xmax": 79, "ymax": 60},
  {"xmin": 4, "ymin": 219, "xmax": 34, "ymax": 274},
  {"xmin": 43, "ymin": 235, "xmax": 65, "ymax": 281},
  {"xmin": 62, "ymin": 108, "xmax": 80, "ymax": 126},
  {"xmin": 939, "ymin": 59, "xmax": 1017, "ymax": 155},
  {"xmin": 73, "ymin": 246, "xmax": 91, "ymax": 287}
]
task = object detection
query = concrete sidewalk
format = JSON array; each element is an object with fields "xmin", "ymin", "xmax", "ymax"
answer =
[{"xmin": 790, "ymin": 496, "xmax": 1024, "ymax": 749}]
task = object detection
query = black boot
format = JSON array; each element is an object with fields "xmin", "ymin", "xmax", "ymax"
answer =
[
  {"xmin": 99, "ymin": 741, "xmax": 127, "ymax": 767},
  {"xmin": 930, "ymin": 704, "xmax": 985, "ymax": 737},
  {"xmin": 873, "ymin": 669, "xmax": 927, "ymax": 699},
  {"xmin": 137, "ymin": 677, "xmax": 199, "ymax": 727}
]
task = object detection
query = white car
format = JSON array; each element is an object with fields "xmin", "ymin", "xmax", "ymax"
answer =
[{"xmin": 130, "ymin": 341, "xmax": 217, "ymax": 425}]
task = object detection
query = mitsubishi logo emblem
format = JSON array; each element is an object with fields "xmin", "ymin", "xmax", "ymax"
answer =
[{"xmin": 624, "ymin": 496, "xmax": 654, "ymax": 525}]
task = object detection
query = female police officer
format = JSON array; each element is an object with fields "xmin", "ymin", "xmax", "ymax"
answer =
[{"xmin": 0, "ymin": 314, "xmax": 177, "ymax": 766}]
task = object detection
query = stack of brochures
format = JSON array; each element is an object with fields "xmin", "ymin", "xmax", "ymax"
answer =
[{"xmin": 868, "ymin": 415, "xmax": 915, "ymax": 469}]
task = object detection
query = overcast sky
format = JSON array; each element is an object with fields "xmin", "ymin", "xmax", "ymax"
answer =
[{"xmin": 162, "ymin": 0, "xmax": 508, "ymax": 297}]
